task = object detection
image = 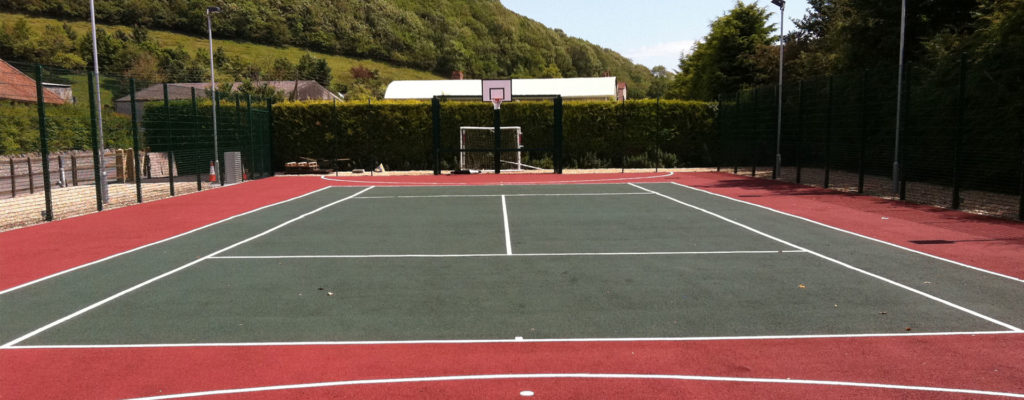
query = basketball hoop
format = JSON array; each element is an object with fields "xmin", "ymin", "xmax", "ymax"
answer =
[{"xmin": 491, "ymin": 97, "xmax": 503, "ymax": 110}]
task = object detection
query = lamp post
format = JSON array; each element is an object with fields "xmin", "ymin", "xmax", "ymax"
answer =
[
  {"xmin": 89, "ymin": 0, "xmax": 108, "ymax": 203},
  {"xmin": 771, "ymin": 0, "xmax": 785, "ymax": 180},
  {"xmin": 893, "ymin": 0, "xmax": 907, "ymax": 194},
  {"xmin": 206, "ymin": 6, "xmax": 221, "ymax": 185}
]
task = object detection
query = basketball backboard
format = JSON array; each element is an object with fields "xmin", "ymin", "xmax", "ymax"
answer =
[{"xmin": 481, "ymin": 79, "xmax": 512, "ymax": 102}]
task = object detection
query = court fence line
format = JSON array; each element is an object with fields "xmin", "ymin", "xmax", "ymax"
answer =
[
  {"xmin": 716, "ymin": 60, "xmax": 1024, "ymax": 220},
  {"xmin": 0, "ymin": 60, "xmax": 274, "ymax": 230}
]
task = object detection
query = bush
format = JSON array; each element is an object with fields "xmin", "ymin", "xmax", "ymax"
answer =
[{"xmin": 266, "ymin": 99, "xmax": 716, "ymax": 171}]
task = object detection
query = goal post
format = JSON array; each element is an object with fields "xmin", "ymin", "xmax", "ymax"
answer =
[
  {"xmin": 459, "ymin": 126, "xmax": 523, "ymax": 171},
  {"xmin": 429, "ymin": 94, "xmax": 563, "ymax": 175}
]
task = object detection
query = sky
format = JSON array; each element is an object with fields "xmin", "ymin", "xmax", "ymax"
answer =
[{"xmin": 500, "ymin": 0, "xmax": 811, "ymax": 72}]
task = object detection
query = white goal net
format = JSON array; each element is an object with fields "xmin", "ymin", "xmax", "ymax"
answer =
[{"xmin": 459, "ymin": 126, "xmax": 523, "ymax": 171}]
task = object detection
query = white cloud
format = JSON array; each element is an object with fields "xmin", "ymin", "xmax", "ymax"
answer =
[{"xmin": 624, "ymin": 40, "xmax": 697, "ymax": 71}]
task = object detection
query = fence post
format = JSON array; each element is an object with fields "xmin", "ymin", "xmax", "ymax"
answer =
[
  {"xmin": 266, "ymin": 98, "xmax": 275, "ymax": 176},
  {"xmin": 431, "ymin": 96, "xmax": 441, "ymax": 175},
  {"xmin": 951, "ymin": 55, "xmax": 967, "ymax": 209},
  {"xmin": 246, "ymin": 94, "xmax": 254, "ymax": 179},
  {"xmin": 192, "ymin": 87, "xmax": 202, "ymax": 191},
  {"xmin": 71, "ymin": 153, "xmax": 78, "ymax": 186},
  {"xmin": 655, "ymin": 97, "xmax": 661, "ymax": 172},
  {"xmin": 751, "ymin": 87, "xmax": 759, "ymax": 177},
  {"xmin": 554, "ymin": 96, "xmax": 564, "ymax": 174},
  {"xmin": 129, "ymin": 78, "xmax": 143, "ymax": 203},
  {"xmin": 27, "ymin": 157, "xmax": 34, "ymax": 194},
  {"xmin": 733, "ymin": 91, "xmax": 740, "ymax": 175},
  {"xmin": 35, "ymin": 65, "xmax": 53, "ymax": 221},
  {"xmin": 796, "ymin": 81, "xmax": 803, "ymax": 184},
  {"xmin": 715, "ymin": 95, "xmax": 722, "ymax": 172},
  {"xmin": 9, "ymin": 158, "xmax": 15, "ymax": 197},
  {"xmin": 87, "ymin": 70, "xmax": 103, "ymax": 211},
  {"xmin": 163, "ymin": 83, "xmax": 174, "ymax": 196},
  {"xmin": 858, "ymin": 70, "xmax": 868, "ymax": 193},
  {"xmin": 824, "ymin": 76, "xmax": 833, "ymax": 188}
]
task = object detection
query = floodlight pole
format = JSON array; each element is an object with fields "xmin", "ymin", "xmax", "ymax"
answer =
[
  {"xmin": 206, "ymin": 6, "xmax": 222, "ymax": 185},
  {"xmin": 89, "ymin": 0, "xmax": 108, "ymax": 203},
  {"xmin": 772, "ymin": 0, "xmax": 785, "ymax": 180},
  {"xmin": 893, "ymin": 0, "xmax": 907, "ymax": 194}
]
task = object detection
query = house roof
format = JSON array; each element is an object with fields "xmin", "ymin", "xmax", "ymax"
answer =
[
  {"xmin": 0, "ymin": 59, "xmax": 66, "ymax": 104},
  {"xmin": 116, "ymin": 80, "xmax": 340, "ymax": 102},
  {"xmin": 384, "ymin": 77, "xmax": 618, "ymax": 100}
]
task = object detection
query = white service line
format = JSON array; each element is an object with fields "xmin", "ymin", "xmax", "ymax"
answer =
[
  {"xmin": 501, "ymin": 195, "xmax": 513, "ymax": 255},
  {"xmin": 319, "ymin": 171, "xmax": 675, "ymax": 186},
  {"xmin": 629, "ymin": 183, "xmax": 1023, "ymax": 332},
  {"xmin": 670, "ymin": 181, "xmax": 1024, "ymax": 285},
  {"xmin": 126, "ymin": 373, "xmax": 1024, "ymax": 400},
  {"xmin": 0, "ymin": 186, "xmax": 337, "ymax": 296},
  {"xmin": 0, "ymin": 186, "xmax": 376, "ymax": 348},
  {"xmin": 208, "ymin": 250, "xmax": 805, "ymax": 260},
  {"xmin": 9, "ymin": 329, "xmax": 1020, "ymax": 349},
  {"xmin": 354, "ymin": 192, "xmax": 651, "ymax": 199}
]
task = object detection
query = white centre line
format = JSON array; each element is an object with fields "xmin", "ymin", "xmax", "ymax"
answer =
[
  {"xmin": 629, "ymin": 183, "xmax": 1022, "ymax": 332},
  {"xmin": 0, "ymin": 186, "xmax": 376, "ymax": 348},
  {"xmin": 502, "ymin": 195, "xmax": 513, "ymax": 255}
]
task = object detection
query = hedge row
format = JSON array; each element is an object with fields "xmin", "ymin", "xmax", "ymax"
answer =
[{"xmin": 270, "ymin": 99, "xmax": 716, "ymax": 171}]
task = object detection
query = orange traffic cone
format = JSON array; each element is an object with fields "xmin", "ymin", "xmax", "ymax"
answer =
[{"xmin": 208, "ymin": 161, "xmax": 217, "ymax": 183}]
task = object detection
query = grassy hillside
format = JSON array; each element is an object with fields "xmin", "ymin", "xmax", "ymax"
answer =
[
  {"xmin": 0, "ymin": 12, "xmax": 442, "ymax": 92},
  {"xmin": 0, "ymin": 0, "xmax": 655, "ymax": 96}
]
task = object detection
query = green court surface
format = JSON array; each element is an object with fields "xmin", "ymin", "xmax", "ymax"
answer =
[{"xmin": 3, "ymin": 183, "xmax": 1022, "ymax": 346}]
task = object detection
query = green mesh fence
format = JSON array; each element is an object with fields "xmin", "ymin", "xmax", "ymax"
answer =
[
  {"xmin": 717, "ymin": 62, "xmax": 1024, "ymax": 220},
  {"xmin": 0, "ymin": 61, "xmax": 273, "ymax": 230}
]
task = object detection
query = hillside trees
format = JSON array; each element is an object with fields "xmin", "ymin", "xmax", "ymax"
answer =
[{"xmin": 0, "ymin": 0, "xmax": 654, "ymax": 96}]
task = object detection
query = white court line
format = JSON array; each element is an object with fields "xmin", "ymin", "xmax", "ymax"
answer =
[
  {"xmin": 0, "ymin": 187, "xmax": 376, "ymax": 348},
  {"xmin": 208, "ymin": 250, "xmax": 805, "ymax": 260},
  {"xmin": 0, "ymin": 186, "xmax": 338, "ymax": 296},
  {"xmin": 127, "ymin": 373, "xmax": 1024, "ymax": 399},
  {"xmin": 501, "ymin": 195, "xmax": 513, "ymax": 255},
  {"xmin": 630, "ymin": 183, "xmax": 1023, "ymax": 332},
  {"xmin": 355, "ymin": 192, "xmax": 651, "ymax": 199},
  {"xmin": 671, "ymin": 182, "xmax": 1024, "ymax": 285},
  {"xmin": 319, "ymin": 171, "xmax": 675, "ymax": 186},
  {"xmin": 8, "ymin": 330, "xmax": 1020, "ymax": 349}
]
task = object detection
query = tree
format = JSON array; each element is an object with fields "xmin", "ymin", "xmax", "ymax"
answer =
[
  {"xmin": 671, "ymin": 2, "xmax": 775, "ymax": 100},
  {"xmin": 296, "ymin": 53, "xmax": 331, "ymax": 87},
  {"xmin": 647, "ymin": 66, "xmax": 675, "ymax": 98},
  {"xmin": 789, "ymin": 0, "xmax": 979, "ymax": 75}
]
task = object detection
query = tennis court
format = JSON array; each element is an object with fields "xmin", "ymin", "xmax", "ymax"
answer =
[{"xmin": 2, "ymin": 173, "xmax": 1023, "ymax": 398}]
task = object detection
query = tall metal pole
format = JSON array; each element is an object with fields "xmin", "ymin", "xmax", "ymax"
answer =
[
  {"xmin": 773, "ymin": 0, "xmax": 785, "ymax": 180},
  {"xmin": 893, "ymin": 0, "xmax": 907, "ymax": 194},
  {"xmin": 89, "ymin": 0, "xmax": 108, "ymax": 203},
  {"xmin": 206, "ymin": 7, "xmax": 222, "ymax": 185}
]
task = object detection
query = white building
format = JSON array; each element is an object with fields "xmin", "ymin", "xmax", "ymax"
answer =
[{"xmin": 384, "ymin": 77, "xmax": 621, "ymax": 101}]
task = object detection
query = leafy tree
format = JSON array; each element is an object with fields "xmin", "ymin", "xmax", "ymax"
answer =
[
  {"xmin": 296, "ymin": 53, "xmax": 331, "ymax": 86},
  {"xmin": 671, "ymin": 2, "xmax": 775, "ymax": 100},
  {"xmin": 266, "ymin": 57, "xmax": 296, "ymax": 81},
  {"xmin": 789, "ymin": 0, "xmax": 979, "ymax": 76},
  {"xmin": 648, "ymin": 66, "xmax": 675, "ymax": 98}
]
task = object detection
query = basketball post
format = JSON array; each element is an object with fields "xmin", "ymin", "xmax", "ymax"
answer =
[
  {"xmin": 482, "ymin": 80, "xmax": 512, "ymax": 174},
  {"xmin": 493, "ymin": 97, "xmax": 502, "ymax": 174}
]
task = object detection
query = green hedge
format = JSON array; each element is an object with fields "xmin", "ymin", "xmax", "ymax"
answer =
[
  {"xmin": 1, "ymin": 102, "xmax": 132, "ymax": 155},
  {"xmin": 270, "ymin": 99, "xmax": 716, "ymax": 171}
]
